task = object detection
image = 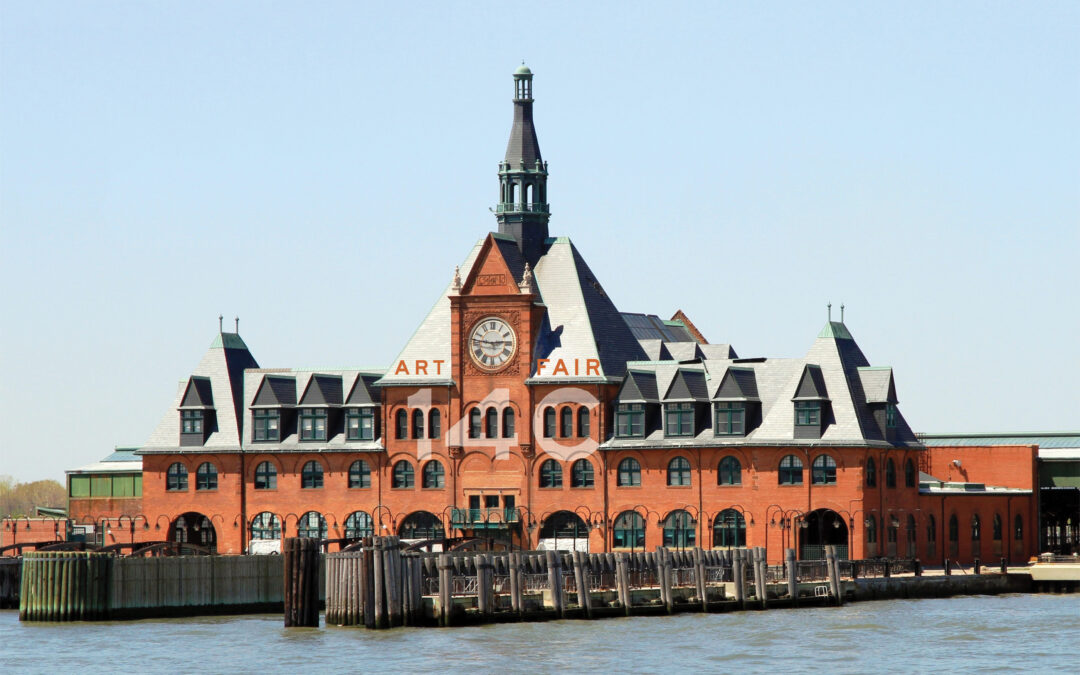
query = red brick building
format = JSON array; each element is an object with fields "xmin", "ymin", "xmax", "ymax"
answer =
[{"xmin": 66, "ymin": 67, "xmax": 1038, "ymax": 565}]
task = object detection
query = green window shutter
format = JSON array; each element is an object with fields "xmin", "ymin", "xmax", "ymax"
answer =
[
  {"xmin": 70, "ymin": 475, "xmax": 91, "ymax": 498},
  {"xmin": 134, "ymin": 474, "xmax": 143, "ymax": 497},
  {"xmin": 91, "ymin": 475, "xmax": 112, "ymax": 497}
]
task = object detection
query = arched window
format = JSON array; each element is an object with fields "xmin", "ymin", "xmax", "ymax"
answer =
[
  {"xmin": 502, "ymin": 407, "xmax": 515, "ymax": 438},
  {"xmin": 543, "ymin": 407, "xmax": 556, "ymax": 438},
  {"xmin": 1014, "ymin": 514, "xmax": 1024, "ymax": 540},
  {"xmin": 885, "ymin": 458, "xmax": 897, "ymax": 488},
  {"xmin": 344, "ymin": 511, "xmax": 373, "ymax": 539},
  {"xmin": 866, "ymin": 457, "xmax": 877, "ymax": 487},
  {"xmin": 779, "ymin": 455, "xmax": 803, "ymax": 485},
  {"xmin": 251, "ymin": 512, "xmax": 281, "ymax": 540},
  {"xmin": 718, "ymin": 456, "xmax": 741, "ymax": 485},
  {"xmin": 571, "ymin": 459, "xmax": 594, "ymax": 488},
  {"xmin": 297, "ymin": 511, "xmax": 327, "ymax": 539},
  {"xmin": 905, "ymin": 458, "xmax": 916, "ymax": 488},
  {"xmin": 166, "ymin": 463, "xmax": 188, "ymax": 491},
  {"xmin": 399, "ymin": 511, "xmax": 444, "ymax": 540},
  {"xmin": 613, "ymin": 511, "xmax": 645, "ymax": 549},
  {"xmin": 948, "ymin": 515, "xmax": 959, "ymax": 543},
  {"xmin": 811, "ymin": 454, "xmax": 837, "ymax": 485},
  {"xmin": 617, "ymin": 458, "xmax": 641, "ymax": 487},
  {"xmin": 412, "ymin": 409, "xmax": 424, "ymax": 439},
  {"xmin": 887, "ymin": 516, "xmax": 899, "ymax": 544},
  {"xmin": 560, "ymin": 407, "xmax": 573, "ymax": 438},
  {"xmin": 866, "ymin": 515, "xmax": 877, "ymax": 544},
  {"xmin": 713, "ymin": 509, "xmax": 746, "ymax": 548},
  {"xmin": 907, "ymin": 514, "xmax": 917, "ymax": 551},
  {"xmin": 928, "ymin": 514, "xmax": 936, "ymax": 542},
  {"xmin": 469, "ymin": 408, "xmax": 481, "ymax": 439},
  {"xmin": 486, "ymin": 407, "xmax": 498, "ymax": 438},
  {"xmin": 993, "ymin": 514, "xmax": 1002, "ymax": 542},
  {"xmin": 195, "ymin": 462, "xmax": 217, "ymax": 491},
  {"xmin": 392, "ymin": 461, "xmax": 414, "ymax": 488},
  {"xmin": 254, "ymin": 461, "xmax": 277, "ymax": 490},
  {"xmin": 971, "ymin": 514, "xmax": 981, "ymax": 542},
  {"xmin": 539, "ymin": 459, "xmax": 563, "ymax": 488},
  {"xmin": 428, "ymin": 409, "xmax": 441, "ymax": 439},
  {"xmin": 301, "ymin": 460, "xmax": 324, "ymax": 489},
  {"xmin": 395, "ymin": 409, "xmax": 408, "ymax": 439},
  {"xmin": 422, "ymin": 460, "xmax": 445, "ymax": 488},
  {"xmin": 667, "ymin": 456, "xmax": 692, "ymax": 486},
  {"xmin": 578, "ymin": 406, "xmax": 590, "ymax": 437},
  {"xmin": 348, "ymin": 460, "xmax": 371, "ymax": 488},
  {"xmin": 663, "ymin": 510, "xmax": 696, "ymax": 549}
]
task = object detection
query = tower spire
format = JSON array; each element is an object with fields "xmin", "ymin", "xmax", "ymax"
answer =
[{"xmin": 496, "ymin": 64, "xmax": 549, "ymax": 264}]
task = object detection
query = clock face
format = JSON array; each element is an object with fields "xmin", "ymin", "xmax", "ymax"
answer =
[{"xmin": 469, "ymin": 316, "xmax": 517, "ymax": 371}]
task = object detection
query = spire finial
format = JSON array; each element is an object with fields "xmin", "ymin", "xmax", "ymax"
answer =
[
  {"xmin": 234, "ymin": 316, "xmax": 239, "ymax": 333},
  {"xmin": 218, "ymin": 314, "xmax": 223, "ymax": 332},
  {"xmin": 518, "ymin": 262, "xmax": 535, "ymax": 294},
  {"xmin": 452, "ymin": 265, "xmax": 462, "ymax": 292},
  {"xmin": 840, "ymin": 304, "xmax": 845, "ymax": 323},
  {"xmin": 827, "ymin": 302, "xmax": 832, "ymax": 322}
]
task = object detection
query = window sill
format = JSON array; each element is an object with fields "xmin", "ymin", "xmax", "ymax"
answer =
[
  {"xmin": 811, "ymin": 483, "xmax": 838, "ymax": 487},
  {"xmin": 195, "ymin": 489, "xmax": 219, "ymax": 493},
  {"xmin": 779, "ymin": 483, "xmax": 804, "ymax": 487},
  {"xmin": 615, "ymin": 484, "xmax": 642, "ymax": 489},
  {"xmin": 301, "ymin": 487, "xmax": 325, "ymax": 490},
  {"xmin": 717, "ymin": 483, "xmax": 743, "ymax": 488},
  {"xmin": 347, "ymin": 486, "xmax": 372, "ymax": 490},
  {"xmin": 421, "ymin": 487, "xmax": 446, "ymax": 491},
  {"xmin": 570, "ymin": 485, "xmax": 595, "ymax": 490},
  {"xmin": 537, "ymin": 487, "xmax": 564, "ymax": 490},
  {"xmin": 666, "ymin": 484, "xmax": 693, "ymax": 489}
]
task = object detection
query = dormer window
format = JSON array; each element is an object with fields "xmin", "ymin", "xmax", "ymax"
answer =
[
  {"xmin": 253, "ymin": 409, "xmax": 280, "ymax": 442},
  {"xmin": 795, "ymin": 401, "xmax": 820, "ymax": 426},
  {"xmin": 615, "ymin": 404, "xmax": 645, "ymax": 438},
  {"xmin": 299, "ymin": 408, "xmax": 327, "ymax": 441},
  {"xmin": 346, "ymin": 408, "xmax": 375, "ymax": 441},
  {"xmin": 714, "ymin": 402, "xmax": 745, "ymax": 436},
  {"xmin": 181, "ymin": 410, "xmax": 203, "ymax": 434},
  {"xmin": 886, "ymin": 404, "xmax": 898, "ymax": 428},
  {"xmin": 665, "ymin": 403, "xmax": 694, "ymax": 437}
]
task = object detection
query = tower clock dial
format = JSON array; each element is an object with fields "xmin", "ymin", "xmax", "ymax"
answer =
[{"xmin": 469, "ymin": 316, "xmax": 517, "ymax": 371}]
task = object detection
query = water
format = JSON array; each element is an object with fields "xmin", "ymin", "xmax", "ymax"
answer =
[{"xmin": 2, "ymin": 594, "xmax": 1077, "ymax": 673}]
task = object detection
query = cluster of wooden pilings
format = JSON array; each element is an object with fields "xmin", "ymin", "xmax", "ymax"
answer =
[
  {"xmin": 312, "ymin": 539, "xmax": 855, "ymax": 630},
  {"xmin": 18, "ymin": 551, "xmax": 112, "ymax": 621}
]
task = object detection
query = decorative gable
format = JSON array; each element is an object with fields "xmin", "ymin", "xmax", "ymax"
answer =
[
  {"xmin": 345, "ymin": 374, "xmax": 382, "ymax": 406},
  {"xmin": 298, "ymin": 374, "xmax": 343, "ymax": 407},
  {"xmin": 461, "ymin": 234, "xmax": 525, "ymax": 296},
  {"xmin": 616, "ymin": 370, "xmax": 659, "ymax": 403},
  {"xmin": 713, "ymin": 367, "xmax": 759, "ymax": 400},
  {"xmin": 663, "ymin": 369, "xmax": 709, "ymax": 402},
  {"xmin": 180, "ymin": 376, "xmax": 214, "ymax": 408},
  {"xmin": 793, "ymin": 364, "xmax": 829, "ymax": 400},
  {"xmin": 253, "ymin": 376, "xmax": 297, "ymax": 407}
]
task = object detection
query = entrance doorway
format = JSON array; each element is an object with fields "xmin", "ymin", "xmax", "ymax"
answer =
[
  {"xmin": 169, "ymin": 512, "xmax": 216, "ymax": 553},
  {"xmin": 799, "ymin": 508, "xmax": 848, "ymax": 560}
]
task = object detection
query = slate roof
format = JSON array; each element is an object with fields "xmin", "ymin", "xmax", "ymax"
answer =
[
  {"xmin": 141, "ymin": 332, "xmax": 258, "ymax": 453},
  {"xmin": 180, "ymin": 376, "xmax": 215, "ymax": 408},
  {"xmin": 858, "ymin": 367, "xmax": 896, "ymax": 404},
  {"xmin": 298, "ymin": 374, "xmax": 344, "ymax": 407},
  {"xmin": 242, "ymin": 369, "xmax": 386, "ymax": 452},
  {"xmin": 505, "ymin": 97, "xmax": 541, "ymax": 166},
  {"xmin": 603, "ymin": 320, "xmax": 922, "ymax": 449}
]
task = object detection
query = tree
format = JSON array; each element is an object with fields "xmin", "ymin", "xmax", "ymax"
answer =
[{"xmin": 0, "ymin": 475, "xmax": 66, "ymax": 518}]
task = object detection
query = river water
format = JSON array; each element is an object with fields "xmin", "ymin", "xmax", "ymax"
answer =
[{"xmin": 3, "ymin": 594, "xmax": 1077, "ymax": 673}]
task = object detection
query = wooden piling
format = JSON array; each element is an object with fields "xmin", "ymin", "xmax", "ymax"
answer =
[
  {"xmin": 437, "ymin": 553, "xmax": 452, "ymax": 626},
  {"xmin": 693, "ymin": 547, "xmax": 707, "ymax": 610},
  {"xmin": 509, "ymin": 552, "xmax": 521, "ymax": 614},
  {"xmin": 284, "ymin": 537, "xmax": 320, "ymax": 627},
  {"xmin": 755, "ymin": 547, "xmax": 768, "ymax": 609},
  {"xmin": 658, "ymin": 549, "xmax": 673, "ymax": 613},
  {"xmin": 733, "ymin": 548, "xmax": 746, "ymax": 608},
  {"xmin": 545, "ymin": 550, "xmax": 563, "ymax": 617},
  {"xmin": 615, "ymin": 553, "xmax": 630, "ymax": 614},
  {"xmin": 785, "ymin": 549, "xmax": 798, "ymax": 607}
]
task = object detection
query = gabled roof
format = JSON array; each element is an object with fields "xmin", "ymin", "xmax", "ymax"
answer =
[
  {"xmin": 298, "ymin": 374, "xmax": 344, "ymax": 407},
  {"xmin": 637, "ymin": 339, "xmax": 672, "ymax": 361},
  {"xmin": 793, "ymin": 364, "xmax": 829, "ymax": 400},
  {"xmin": 345, "ymin": 373, "xmax": 381, "ymax": 406},
  {"xmin": 712, "ymin": 366, "xmax": 759, "ymax": 400},
  {"xmin": 180, "ymin": 376, "xmax": 215, "ymax": 408},
  {"xmin": 858, "ymin": 367, "xmax": 896, "ymax": 404},
  {"xmin": 141, "ymin": 332, "xmax": 259, "ymax": 452},
  {"xmin": 670, "ymin": 310, "xmax": 708, "ymax": 344},
  {"xmin": 617, "ymin": 370, "xmax": 659, "ymax": 403},
  {"xmin": 700, "ymin": 343, "xmax": 738, "ymax": 360},
  {"xmin": 664, "ymin": 342, "xmax": 701, "ymax": 362},
  {"xmin": 663, "ymin": 368, "xmax": 709, "ymax": 402},
  {"xmin": 253, "ymin": 375, "xmax": 297, "ymax": 406}
]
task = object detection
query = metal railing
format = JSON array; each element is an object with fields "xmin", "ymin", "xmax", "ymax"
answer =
[
  {"xmin": 449, "ymin": 508, "xmax": 520, "ymax": 528},
  {"xmin": 495, "ymin": 202, "xmax": 549, "ymax": 214}
]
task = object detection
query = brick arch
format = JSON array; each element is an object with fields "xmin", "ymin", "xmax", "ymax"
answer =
[
  {"xmin": 247, "ymin": 455, "xmax": 282, "ymax": 479},
  {"xmin": 287, "ymin": 454, "xmax": 327, "ymax": 474},
  {"xmin": 713, "ymin": 447, "xmax": 752, "ymax": 470}
]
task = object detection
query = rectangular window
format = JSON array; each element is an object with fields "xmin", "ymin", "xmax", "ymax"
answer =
[
  {"xmin": 112, "ymin": 475, "xmax": 135, "ymax": 497},
  {"xmin": 615, "ymin": 404, "xmax": 645, "ymax": 438},
  {"xmin": 253, "ymin": 409, "xmax": 281, "ymax": 441},
  {"xmin": 795, "ymin": 401, "xmax": 820, "ymax": 426},
  {"xmin": 181, "ymin": 410, "xmax": 204, "ymax": 434},
  {"xmin": 91, "ymin": 475, "xmax": 112, "ymax": 497},
  {"xmin": 134, "ymin": 474, "xmax": 142, "ymax": 497},
  {"xmin": 665, "ymin": 403, "xmax": 694, "ymax": 437},
  {"xmin": 886, "ymin": 404, "xmax": 897, "ymax": 428},
  {"xmin": 346, "ymin": 408, "xmax": 375, "ymax": 441},
  {"xmin": 714, "ymin": 402, "xmax": 745, "ymax": 436},
  {"xmin": 69, "ymin": 475, "xmax": 90, "ymax": 498},
  {"xmin": 299, "ymin": 408, "xmax": 327, "ymax": 441}
]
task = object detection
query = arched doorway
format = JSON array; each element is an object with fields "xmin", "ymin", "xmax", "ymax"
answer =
[
  {"xmin": 539, "ymin": 511, "xmax": 589, "ymax": 552},
  {"xmin": 799, "ymin": 508, "xmax": 848, "ymax": 560},
  {"xmin": 398, "ymin": 511, "xmax": 445, "ymax": 542},
  {"xmin": 170, "ymin": 511, "xmax": 216, "ymax": 553}
]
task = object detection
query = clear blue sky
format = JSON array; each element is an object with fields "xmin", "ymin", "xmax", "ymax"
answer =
[{"xmin": 2, "ymin": 2, "xmax": 1077, "ymax": 483}]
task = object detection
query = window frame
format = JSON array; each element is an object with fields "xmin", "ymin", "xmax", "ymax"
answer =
[
  {"xmin": 664, "ymin": 402, "xmax": 694, "ymax": 437},
  {"xmin": 486, "ymin": 407, "xmax": 498, "ymax": 439},
  {"xmin": 794, "ymin": 401, "xmax": 821, "ymax": 426},
  {"xmin": 166, "ymin": 462, "xmax": 188, "ymax": 491},
  {"xmin": 617, "ymin": 457, "xmax": 641, "ymax": 487},
  {"xmin": 714, "ymin": 402, "xmax": 745, "ymax": 436},
  {"xmin": 195, "ymin": 462, "xmax": 218, "ymax": 491},
  {"xmin": 543, "ymin": 407, "xmax": 556, "ymax": 438},
  {"xmin": 713, "ymin": 509, "xmax": 746, "ymax": 548},
  {"xmin": 718, "ymin": 456, "xmax": 742, "ymax": 485},
  {"xmin": 429, "ymin": 409, "xmax": 441, "ymax": 440},
  {"xmin": 570, "ymin": 459, "xmax": 594, "ymax": 488},
  {"xmin": 395, "ymin": 409, "xmax": 408, "ymax": 440},
  {"xmin": 301, "ymin": 460, "xmax": 324, "ymax": 489},
  {"xmin": 778, "ymin": 454, "xmax": 803, "ymax": 486},
  {"xmin": 539, "ymin": 459, "xmax": 563, "ymax": 488},
  {"xmin": 612, "ymin": 511, "xmax": 645, "ymax": 549},
  {"xmin": 422, "ymin": 460, "xmax": 445, "ymax": 489},
  {"xmin": 811, "ymin": 454, "xmax": 837, "ymax": 485},
  {"xmin": 885, "ymin": 458, "xmax": 897, "ymax": 488},
  {"xmin": 469, "ymin": 408, "xmax": 481, "ymax": 439},
  {"xmin": 181, "ymin": 409, "xmax": 204, "ymax": 434},
  {"xmin": 577, "ymin": 406, "xmax": 590, "ymax": 438},
  {"xmin": 667, "ymin": 456, "xmax": 692, "ymax": 486},
  {"xmin": 615, "ymin": 403, "xmax": 645, "ymax": 438},
  {"xmin": 299, "ymin": 407, "xmax": 328, "ymax": 442},
  {"xmin": 392, "ymin": 460, "xmax": 415, "ymax": 489},
  {"xmin": 346, "ymin": 407, "xmax": 375, "ymax": 441},
  {"xmin": 252, "ymin": 409, "xmax": 280, "ymax": 442},
  {"xmin": 412, "ymin": 409, "xmax": 425, "ymax": 439},
  {"xmin": 348, "ymin": 459, "xmax": 371, "ymax": 489},
  {"xmin": 502, "ymin": 407, "xmax": 515, "ymax": 438},
  {"xmin": 254, "ymin": 461, "xmax": 277, "ymax": 490}
]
